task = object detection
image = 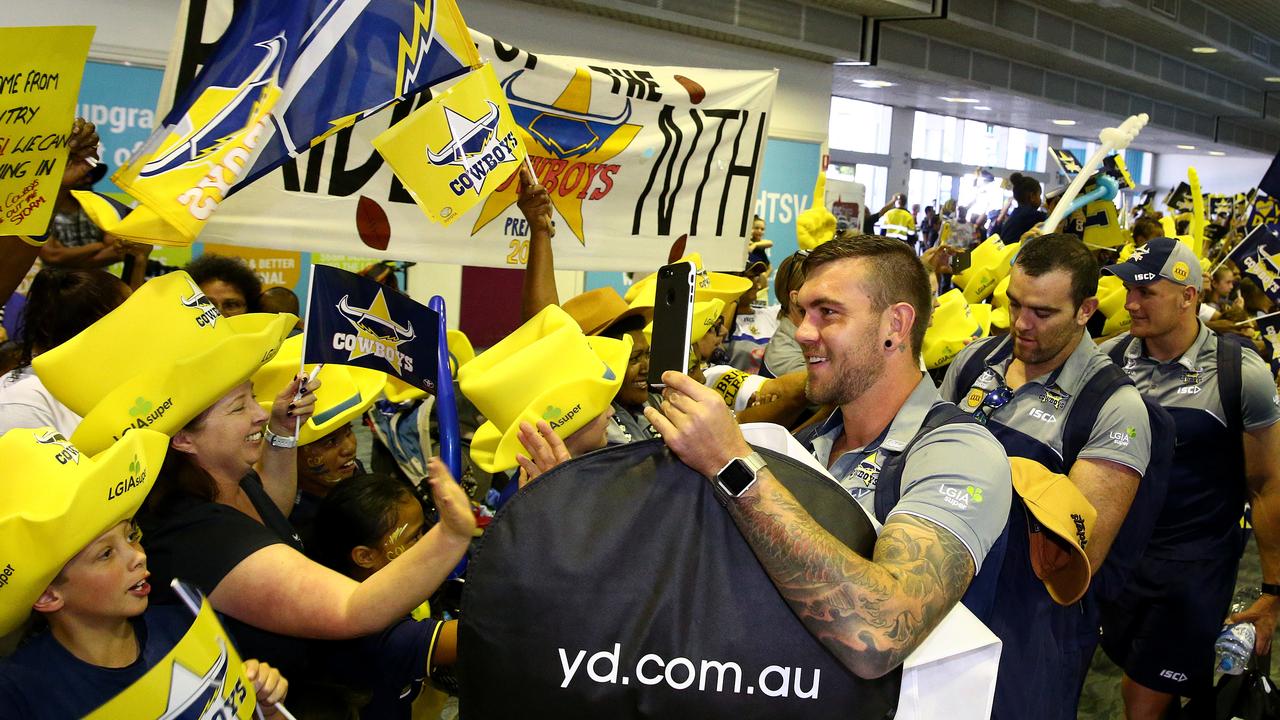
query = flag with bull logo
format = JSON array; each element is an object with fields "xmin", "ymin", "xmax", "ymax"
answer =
[
  {"xmin": 303, "ymin": 264, "xmax": 440, "ymax": 393},
  {"xmin": 373, "ymin": 63, "xmax": 528, "ymax": 226},
  {"xmin": 1256, "ymin": 313, "xmax": 1280, "ymax": 380},
  {"xmin": 85, "ymin": 589, "xmax": 260, "ymax": 719},
  {"xmin": 86, "ymin": 0, "xmax": 480, "ymax": 246},
  {"xmin": 1224, "ymin": 224, "xmax": 1280, "ymax": 302},
  {"xmin": 1247, "ymin": 191, "xmax": 1280, "ymax": 231}
]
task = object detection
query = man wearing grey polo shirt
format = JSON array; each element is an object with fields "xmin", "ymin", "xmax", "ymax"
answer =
[
  {"xmin": 1098, "ymin": 237, "xmax": 1280, "ymax": 720},
  {"xmin": 647, "ymin": 235, "xmax": 1012, "ymax": 680},
  {"xmin": 940, "ymin": 233, "xmax": 1151, "ymax": 720}
]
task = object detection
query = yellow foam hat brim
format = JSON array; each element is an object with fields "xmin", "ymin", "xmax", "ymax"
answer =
[
  {"xmin": 0, "ymin": 427, "xmax": 170, "ymax": 635},
  {"xmin": 991, "ymin": 306, "xmax": 1010, "ymax": 330},
  {"xmin": 625, "ymin": 252, "xmax": 753, "ymax": 308},
  {"xmin": 68, "ymin": 313, "xmax": 295, "ymax": 455},
  {"xmin": 1010, "ymin": 456, "xmax": 1096, "ymax": 606},
  {"xmin": 923, "ymin": 291, "xmax": 988, "ymax": 369},
  {"xmin": 251, "ymin": 335, "xmax": 388, "ymax": 446},
  {"xmin": 467, "ymin": 334, "xmax": 630, "ymax": 473}
]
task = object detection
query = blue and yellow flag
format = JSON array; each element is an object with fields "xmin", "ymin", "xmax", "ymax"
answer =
[
  {"xmin": 303, "ymin": 264, "xmax": 440, "ymax": 393},
  {"xmin": 1226, "ymin": 224, "xmax": 1280, "ymax": 302},
  {"xmin": 90, "ymin": 0, "xmax": 480, "ymax": 247},
  {"xmin": 373, "ymin": 63, "xmax": 528, "ymax": 226},
  {"xmin": 85, "ymin": 592, "xmax": 260, "ymax": 719}
]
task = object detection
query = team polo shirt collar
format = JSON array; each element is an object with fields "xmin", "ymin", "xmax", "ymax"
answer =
[
  {"xmin": 1122, "ymin": 321, "xmax": 1210, "ymax": 372},
  {"xmin": 810, "ymin": 373, "xmax": 940, "ymax": 468},
  {"xmin": 980, "ymin": 333, "xmax": 1098, "ymax": 395}
]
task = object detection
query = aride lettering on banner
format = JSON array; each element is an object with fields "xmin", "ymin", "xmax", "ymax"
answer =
[
  {"xmin": 0, "ymin": 26, "xmax": 94, "ymax": 234},
  {"xmin": 187, "ymin": 29, "xmax": 776, "ymax": 271}
]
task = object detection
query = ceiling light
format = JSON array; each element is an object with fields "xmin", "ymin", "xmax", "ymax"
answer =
[
  {"xmin": 1209, "ymin": 151, "xmax": 1226, "ymax": 156},
  {"xmin": 974, "ymin": 106, "xmax": 992, "ymax": 110},
  {"xmin": 1266, "ymin": 77, "xmax": 1280, "ymax": 83},
  {"xmin": 939, "ymin": 96, "xmax": 980, "ymax": 103},
  {"xmin": 854, "ymin": 80, "xmax": 895, "ymax": 88},
  {"xmin": 1176, "ymin": 144, "xmax": 1196, "ymax": 150},
  {"xmin": 1191, "ymin": 46, "xmax": 1219, "ymax": 54},
  {"xmin": 1051, "ymin": 119, "xmax": 1076, "ymax": 126}
]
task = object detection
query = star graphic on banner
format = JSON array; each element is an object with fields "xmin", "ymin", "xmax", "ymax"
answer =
[
  {"xmin": 470, "ymin": 68, "xmax": 641, "ymax": 246},
  {"xmin": 337, "ymin": 289, "xmax": 415, "ymax": 363},
  {"xmin": 160, "ymin": 638, "xmax": 229, "ymax": 718}
]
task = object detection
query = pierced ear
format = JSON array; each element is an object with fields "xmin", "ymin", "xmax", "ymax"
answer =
[
  {"xmin": 886, "ymin": 302, "xmax": 917, "ymax": 350},
  {"xmin": 32, "ymin": 586, "xmax": 63, "ymax": 614},
  {"xmin": 351, "ymin": 546, "xmax": 380, "ymax": 570}
]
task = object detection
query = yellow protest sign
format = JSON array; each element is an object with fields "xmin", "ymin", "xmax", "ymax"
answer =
[
  {"xmin": 85, "ymin": 599, "xmax": 261, "ymax": 719},
  {"xmin": 373, "ymin": 63, "xmax": 527, "ymax": 226},
  {"xmin": 0, "ymin": 26, "xmax": 94, "ymax": 235}
]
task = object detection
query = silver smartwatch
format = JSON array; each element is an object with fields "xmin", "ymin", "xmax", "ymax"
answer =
[{"xmin": 715, "ymin": 452, "xmax": 767, "ymax": 498}]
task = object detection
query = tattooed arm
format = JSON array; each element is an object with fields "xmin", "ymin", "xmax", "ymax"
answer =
[
  {"xmin": 728, "ymin": 475, "xmax": 973, "ymax": 677},
  {"xmin": 645, "ymin": 371, "xmax": 977, "ymax": 678}
]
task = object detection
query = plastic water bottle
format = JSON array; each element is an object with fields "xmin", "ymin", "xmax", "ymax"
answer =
[{"xmin": 1215, "ymin": 622, "xmax": 1256, "ymax": 675}]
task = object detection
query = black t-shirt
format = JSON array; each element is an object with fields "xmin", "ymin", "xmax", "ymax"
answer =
[
  {"xmin": 140, "ymin": 472, "xmax": 310, "ymax": 676},
  {"xmin": 0, "ymin": 605, "xmax": 192, "ymax": 719}
]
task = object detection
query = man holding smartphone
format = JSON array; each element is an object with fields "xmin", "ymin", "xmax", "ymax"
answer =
[{"xmin": 646, "ymin": 235, "xmax": 1012, "ymax": 679}]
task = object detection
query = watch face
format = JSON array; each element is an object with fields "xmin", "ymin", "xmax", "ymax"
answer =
[{"xmin": 718, "ymin": 458, "xmax": 756, "ymax": 497}]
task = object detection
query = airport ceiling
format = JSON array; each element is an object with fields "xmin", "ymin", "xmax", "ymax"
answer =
[{"xmin": 527, "ymin": 0, "xmax": 1280, "ymax": 158}]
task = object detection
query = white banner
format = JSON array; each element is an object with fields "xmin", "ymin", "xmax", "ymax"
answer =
[{"xmin": 190, "ymin": 29, "xmax": 777, "ymax": 272}]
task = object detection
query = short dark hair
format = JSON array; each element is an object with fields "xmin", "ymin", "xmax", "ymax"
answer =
[
  {"xmin": 1132, "ymin": 217, "xmax": 1163, "ymax": 243},
  {"xmin": 260, "ymin": 286, "xmax": 300, "ymax": 315},
  {"xmin": 1014, "ymin": 233, "xmax": 1098, "ymax": 308},
  {"xmin": 185, "ymin": 254, "xmax": 263, "ymax": 312},
  {"xmin": 18, "ymin": 268, "xmax": 128, "ymax": 367},
  {"xmin": 774, "ymin": 252, "xmax": 808, "ymax": 316},
  {"xmin": 310, "ymin": 473, "xmax": 415, "ymax": 577},
  {"xmin": 802, "ymin": 235, "xmax": 932, "ymax": 360}
]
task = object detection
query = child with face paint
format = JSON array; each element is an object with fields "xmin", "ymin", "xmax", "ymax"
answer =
[{"xmin": 309, "ymin": 474, "xmax": 458, "ymax": 718}]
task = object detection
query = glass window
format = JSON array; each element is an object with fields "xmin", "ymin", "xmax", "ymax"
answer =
[
  {"xmin": 829, "ymin": 97, "xmax": 892, "ymax": 155},
  {"xmin": 912, "ymin": 111, "xmax": 960, "ymax": 163},
  {"xmin": 909, "ymin": 169, "xmax": 953, "ymax": 211}
]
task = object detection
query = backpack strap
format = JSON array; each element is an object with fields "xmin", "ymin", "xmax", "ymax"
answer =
[
  {"xmin": 1060, "ymin": 363, "xmax": 1132, "ymax": 468},
  {"xmin": 1217, "ymin": 333, "xmax": 1244, "ymax": 435},
  {"xmin": 874, "ymin": 403, "xmax": 978, "ymax": 524},
  {"xmin": 946, "ymin": 336, "xmax": 1009, "ymax": 404},
  {"xmin": 1105, "ymin": 334, "xmax": 1138, "ymax": 366}
]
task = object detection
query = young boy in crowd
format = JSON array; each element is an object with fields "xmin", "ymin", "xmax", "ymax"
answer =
[{"xmin": 0, "ymin": 427, "xmax": 289, "ymax": 719}]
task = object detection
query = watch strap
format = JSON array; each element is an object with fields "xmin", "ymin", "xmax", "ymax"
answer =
[
  {"xmin": 264, "ymin": 426, "xmax": 298, "ymax": 449},
  {"xmin": 1261, "ymin": 582, "xmax": 1280, "ymax": 597}
]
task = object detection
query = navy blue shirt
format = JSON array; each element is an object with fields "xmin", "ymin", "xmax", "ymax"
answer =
[
  {"xmin": 0, "ymin": 605, "xmax": 194, "ymax": 719},
  {"xmin": 999, "ymin": 204, "xmax": 1047, "ymax": 244}
]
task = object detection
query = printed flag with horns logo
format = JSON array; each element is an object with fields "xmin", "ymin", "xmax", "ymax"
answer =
[
  {"xmin": 86, "ymin": 0, "xmax": 480, "ymax": 247},
  {"xmin": 303, "ymin": 264, "xmax": 439, "ymax": 393},
  {"xmin": 373, "ymin": 63, "xmax": 528, "ymax": 226},
  {"xmin": 1225, "ymin": 224, "xmax": 1280, "ymax": 303},
  {"xmin": 85, "ymin": 585, "xmax": 260, "ymax": 719}
]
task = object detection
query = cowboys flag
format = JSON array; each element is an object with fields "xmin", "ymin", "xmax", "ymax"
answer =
[
  {"xmin": 89, "ymin": 0, "xmax": 481, "ymax": 247},
  {"xmin": 304, "ymin": 264, "xmax": 440, "ymax": 393}
]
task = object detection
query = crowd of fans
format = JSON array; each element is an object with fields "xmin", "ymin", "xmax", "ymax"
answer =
[{"xmin": 0, "ymin": 117, "xmax": 1277, "ymax": 720}]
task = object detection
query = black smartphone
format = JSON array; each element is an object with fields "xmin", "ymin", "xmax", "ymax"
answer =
[
  {"xmin": 647, "ymin": 261, "xmax": 696, "ymax": 390},
  {"xmin": 950, "ymin": 250, "xmax": 973, "ymax": 274}
]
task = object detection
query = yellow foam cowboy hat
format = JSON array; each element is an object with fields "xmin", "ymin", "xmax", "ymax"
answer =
[
  {"xmin": 250, "ymin": 335, "xmax": 387, "ymax": 446},
  {"xmin": 954, "ymin": 237, "xmax": 1021, "ymax": 304},
  {"xmin": 642, "ymin": 298, "xmax": 726, "ymax": 345},
  {"xmin": 923, "ymin": 289, "xmax": 992, "ymax": 370},
  {"xmin": 1010, "ymin": 457, "xmax": 1097, "ymax": 606},
  {"xmin": 990, "ymin": 275, "xmax": 1012, "ymax": 330},
  {"xmin": 625, "ymin": 253, "xmax": 753, "ymax": 308},
  {"xmin": 383, "ymin": 329, "xmax": 476, "ymax": 404},
  {"xmin": 459, "ymin": 305, "xmax": 631, "ymax": 473},
  {"xmin": 1096, "ymin": 275, "xmax": 1132, "ymax": 337},
  {"xmin": 34, "ymin": 272, "xmax": 296, "ymax": 455},
  {"xmin": 0, "ymin": 426, "xmax": 169, "ymax": 635}
]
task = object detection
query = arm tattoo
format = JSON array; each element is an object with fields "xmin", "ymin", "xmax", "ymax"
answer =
[{"xmin": 729, "ymin": 473, "xmax": 975, "ymax": 678}]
